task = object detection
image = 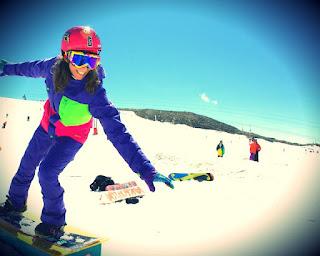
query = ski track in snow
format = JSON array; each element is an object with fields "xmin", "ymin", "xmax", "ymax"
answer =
[{"xmin": 0, "ymin": 97, "xmax": 320, "ymax": 256}]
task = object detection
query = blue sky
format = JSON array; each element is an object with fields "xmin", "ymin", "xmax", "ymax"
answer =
[{"xmin": 1, "ymin": 0, "xmax": 319, "ymax": 143}]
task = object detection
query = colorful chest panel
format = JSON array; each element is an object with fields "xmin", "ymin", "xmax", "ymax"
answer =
[{"xmin": 59, "ymin": 96, "xmax": 92, "ymax": 126}]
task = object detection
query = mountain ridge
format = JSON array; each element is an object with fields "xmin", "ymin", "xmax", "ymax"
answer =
[{"xmin": 120, "ymin": 108, "xmax": 318, "ymax": 147}]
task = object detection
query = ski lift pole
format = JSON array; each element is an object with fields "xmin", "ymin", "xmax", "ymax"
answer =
[{"xmin": 93, "ymin": 118, "xmax": 98, "ymax": 135}]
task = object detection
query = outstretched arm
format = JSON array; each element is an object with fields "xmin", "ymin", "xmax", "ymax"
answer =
[
  {"xmin": 0, "ymin": 57, "xmax": 57, "ymax": 78},
  {"xmin": 90, "ymin": 88, "xmax": 174, "ymax": 192}
]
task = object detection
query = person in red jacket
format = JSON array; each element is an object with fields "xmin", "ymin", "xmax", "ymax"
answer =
[{"xmin": 249, "ymin": 138, "xmax": 261, "ymax": 162}]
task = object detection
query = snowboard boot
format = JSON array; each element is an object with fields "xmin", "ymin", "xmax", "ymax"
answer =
[
  {"xmin": 0, "ymin": 196, "xmax": 27, "ymax": 216},
  {"xmin": 35, "ymin": 222, "xmax": 65, "ymax": 241}
]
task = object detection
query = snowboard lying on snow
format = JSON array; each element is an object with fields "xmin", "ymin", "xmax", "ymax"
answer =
[
  {"xmin": 90, "ymin": 176, "xmax": 145, "ymax": 204},
  {"xmin": 168, "ymin": 172, "xmax": 214, "ymax": 182},
  {"xmin": 99, "ymin": 181, "xmax": 145, "ymax": 204}
]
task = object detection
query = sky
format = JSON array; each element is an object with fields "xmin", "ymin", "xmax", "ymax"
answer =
[{"xmin": 0, "ymin": 0, "xmax": 319, "ymax": 144}]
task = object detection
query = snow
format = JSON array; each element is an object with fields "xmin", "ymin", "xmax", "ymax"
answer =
[{"xmin": 0, "ymin": 97, "xmax": 319, "ymax": 256}]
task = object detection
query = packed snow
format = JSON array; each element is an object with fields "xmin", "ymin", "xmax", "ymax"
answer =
[{"xmin": 0, "ymin": 97, "xmax": 319, "ymax": 256}]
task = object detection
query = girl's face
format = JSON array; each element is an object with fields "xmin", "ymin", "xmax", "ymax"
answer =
[{"xmin": 69, "ymin": 62, "xmax": 90, "ymax": 80}]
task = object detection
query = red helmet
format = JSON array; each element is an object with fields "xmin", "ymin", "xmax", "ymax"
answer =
[{"xmin": 61, "ymin": 26, "xmax": 101, "ymax": 55}]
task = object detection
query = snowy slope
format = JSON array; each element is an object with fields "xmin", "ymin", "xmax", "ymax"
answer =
[{"xmin": 0, "ymin": 97, "xmax": 319, "ymax": 256}]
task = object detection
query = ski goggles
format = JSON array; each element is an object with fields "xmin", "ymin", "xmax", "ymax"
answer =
[{"xmin": 67, "ymin": 51, "xmax": 100, "ymax": 69}]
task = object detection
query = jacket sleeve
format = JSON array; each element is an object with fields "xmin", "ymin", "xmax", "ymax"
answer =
[
  {"xmin": 89, "ymin": 87, "xmax": 157, "ymax": 181},
  {"xmin": 2, "ymin": 57, "xmax": 57, "ymax": 78},
  {"xmin": 257, "ymin": 144, "xmax": 261, "ymax": 151}
]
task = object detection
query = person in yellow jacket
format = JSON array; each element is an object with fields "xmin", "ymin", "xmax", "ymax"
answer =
[{"xmin": 216, "ymin": 140, "xmax": 225, "ymax": 157}]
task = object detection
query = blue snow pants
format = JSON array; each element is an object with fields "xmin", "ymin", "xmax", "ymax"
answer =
[{"xmin": 8, "ymin": 125, "xmax": 83, "ymax": 226}]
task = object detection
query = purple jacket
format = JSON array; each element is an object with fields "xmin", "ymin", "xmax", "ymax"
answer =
[{"xmin": 2, "ymin": 57, "xmax": 156, "ymax": 181}]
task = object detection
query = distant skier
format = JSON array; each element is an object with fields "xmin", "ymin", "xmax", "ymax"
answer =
[
  {"xmin": 216, "ymin": 140, "xmax": 225, "ymax": 157},
  {"xmin": 249, "ymin": 138, "xmax": 261, "ymax": 162},
  {"xmin": 0, "ymin": 26, "xmax": 174, "ymax": 240}
]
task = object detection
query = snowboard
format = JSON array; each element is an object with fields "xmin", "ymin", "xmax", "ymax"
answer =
[
  {"xmin": 168, "ymin": 172, "xmax": 214, "ymax": 182},
  {"xmin": 99, "ymin": 181, "xmax": 145, "ymax": 204},
  {"xmin": 0, "ymin": 212, "xmax": 104, "ymax": 256}
]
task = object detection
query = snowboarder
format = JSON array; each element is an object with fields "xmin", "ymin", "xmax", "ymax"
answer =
[
  {"xmin": 0, "ymin": 26, "xmax": 174, "ymax": 239},
  {"xmin": 216, "ymin": 140, "xmax": 225, "ymax": 157},
  {"xmin": 249, "ymin": 138, "xmax": 261, "ymax": 162}
]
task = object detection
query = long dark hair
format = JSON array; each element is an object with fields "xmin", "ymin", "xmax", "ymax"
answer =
[{"xmin": 53, "ymin": 58, "xmax": 100, "ymax": 94}]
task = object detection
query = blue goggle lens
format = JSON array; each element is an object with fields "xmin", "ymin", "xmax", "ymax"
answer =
[{"xmin": 69, "ymin": 52, "xmax": 100, "ymax": 69}]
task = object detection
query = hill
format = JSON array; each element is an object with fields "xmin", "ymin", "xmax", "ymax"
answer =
[
  {"xmin": 121, "ymin": 108, "xmax": 242, "ymax": 134},
  {"xmin": 120, "ymin": 108, "xmax": 318, "ymax": 147}
]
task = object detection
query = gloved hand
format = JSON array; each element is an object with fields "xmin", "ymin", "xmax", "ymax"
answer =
[
  {"xmin": 0, "ymin": 59, "xmax": 7, "ymax": 75},
  {"xmin": 144, "ymin": 172, "xmax": 174, "ymax": 192}
]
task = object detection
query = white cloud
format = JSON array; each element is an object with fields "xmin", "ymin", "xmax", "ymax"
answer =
[
  {"xmin": 212, "ymin": 100, "xmax": 218, "ymax": 105},
  {"xmin": 200, "ymin": 93, "xmax": 210, "ymax": 103},
  {"xmin": 200, "ymin": 93, "xmax": 218, "ymax": 105}
]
